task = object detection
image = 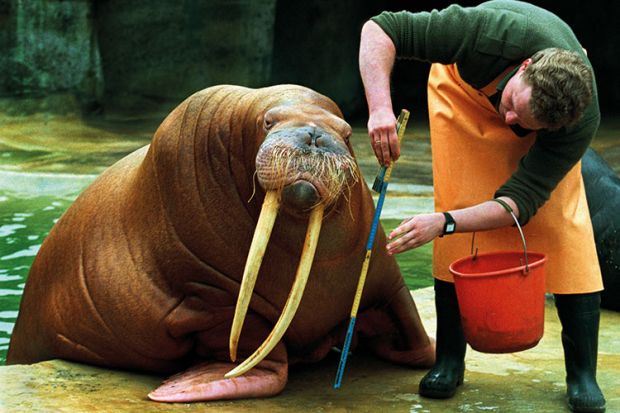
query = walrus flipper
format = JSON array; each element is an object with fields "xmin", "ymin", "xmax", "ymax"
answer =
[{"xmin": 149, "ymin": 344, "xmax": 288, "ymax": 402}]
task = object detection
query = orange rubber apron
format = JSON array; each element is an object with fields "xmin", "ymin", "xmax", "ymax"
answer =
[{"xmin": 428, "ymin": 63, "xmax": 603, "ymax": 294}]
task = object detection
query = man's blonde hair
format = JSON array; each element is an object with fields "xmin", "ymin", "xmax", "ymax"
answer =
[{"xmin": 523, "ymin": 48, "xmax": 593, "ymax": 130}]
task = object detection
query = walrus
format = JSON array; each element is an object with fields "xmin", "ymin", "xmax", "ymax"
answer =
[
  {"xmin": 7, "ymin": 85, "xmax": 435, "ymax": 402},
  {"xmin": 582, "ymin": 148, "xmax": 620, "ymax": 311}
]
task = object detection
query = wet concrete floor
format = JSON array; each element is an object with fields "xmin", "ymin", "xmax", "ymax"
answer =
[{"xmin": 1, "ymin": 287, "xmax": 618, "ymax": 412}]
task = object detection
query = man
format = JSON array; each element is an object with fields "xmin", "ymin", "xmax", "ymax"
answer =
[{"xmin": 358, "ymin": 1, "xmax": 606, "ymax": 412}]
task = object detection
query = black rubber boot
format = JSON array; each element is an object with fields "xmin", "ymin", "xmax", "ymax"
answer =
[
  {"xmin": 555, "ymin": 292, "xmax": 606, "ymax": 413},
  {"xmin": 419, "ymin": 279, "xmax": 466, "ymax": 398}
]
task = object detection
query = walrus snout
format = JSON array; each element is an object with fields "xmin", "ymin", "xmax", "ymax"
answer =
[
  {"xmin": 293, "ymin": 126, "xmax": 348, "ymax": 154},
  {"xmin": 282, "ymin": 180, "xmax": 319, "ymax": 211},
  {"xmin": 255, "ymin": 123, "xmax": 359, "ymax": 208}
]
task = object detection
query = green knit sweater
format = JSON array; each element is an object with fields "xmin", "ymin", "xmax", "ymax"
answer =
[{"xmin": 371, "ymin": 0, "xmax": 600, "ymax": 225}]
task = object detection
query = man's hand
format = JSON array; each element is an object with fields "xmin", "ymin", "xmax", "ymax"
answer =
[
  {"xmin": 359, "ymin": 20, "xmax": 398, "ymax": 166},
  {"xmin": 386, "ymin": 213, "xmax": 445, "ymax": 255},
  {"xmin": 368, "ymin": 108, "xmax": 400, "ymax": 165}
]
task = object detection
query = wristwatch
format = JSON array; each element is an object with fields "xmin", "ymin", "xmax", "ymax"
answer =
[{"xmin": 440, "ymin": 212, "xmax": 456, "ymax": 237}]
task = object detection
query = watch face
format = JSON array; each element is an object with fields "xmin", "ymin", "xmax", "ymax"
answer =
[{"xmin": 446, "ymin": 223, "xmax": 455, "ymax": 233}]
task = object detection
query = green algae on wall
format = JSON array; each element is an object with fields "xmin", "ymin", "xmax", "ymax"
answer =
[{"xmin": 0, "ymin": 0, "xmax": 102, "ymax": 101}]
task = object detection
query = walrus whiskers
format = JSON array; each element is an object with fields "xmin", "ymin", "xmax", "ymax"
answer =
[
  {"xmin": 247, "ymin": 170, "xmax": 259, "ymax": 204},
  {"xmin": 257, "ymin": 143, "xmax": 359, "ymax": 207},
  {"xmin": 226, "ymin": 204, "xmax": 324, "ymax": 378}
]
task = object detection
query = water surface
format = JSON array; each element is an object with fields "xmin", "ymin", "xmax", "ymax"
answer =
[{"xmin": 0, "ymin": 191, "xmax": 75, "ymax": 361}]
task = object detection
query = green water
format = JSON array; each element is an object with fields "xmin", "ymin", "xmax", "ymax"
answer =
[
  {"xmin": 0, "ymin": 191, "xmax": 75, "ymax": 364},
  {"xmin": 382, "ymin": 219, "xmax": 434, "ymax": 289}
]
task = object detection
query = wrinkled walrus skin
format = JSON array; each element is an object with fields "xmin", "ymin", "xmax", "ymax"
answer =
[{"xmin": 7, "ymin": 85, "xmax": 434, "ymax": 402}]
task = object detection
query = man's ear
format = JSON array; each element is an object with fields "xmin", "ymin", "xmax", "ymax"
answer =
[{"xmin": 519, "ymin": 58, "xmax": 533, "ymax": 72}]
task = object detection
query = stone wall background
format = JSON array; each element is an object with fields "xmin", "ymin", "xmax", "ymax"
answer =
[
  {"xmin": 0, "ymin": 0, "xmax": 617, "ymax": 119},
  {"xmin": 0, "ymin": 0, "xmax": 101, "ymax": 113}
]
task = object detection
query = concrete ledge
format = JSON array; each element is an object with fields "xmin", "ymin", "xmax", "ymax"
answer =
[{"xmin": 1, "ymin": 287, "xmax": 618, "ymax": 412}]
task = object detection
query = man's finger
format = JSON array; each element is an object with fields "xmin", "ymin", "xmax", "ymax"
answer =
[
  {"xmin": 388, "ymin": 126, "xmax": 400, "ymax": 161},
  {"xmin": 381, "ymin": 137, "xmax": 390, "ymax": 165},
  {"xmin": 388, "ymin": 222, "xmax": 407, "ymax": 240},
  {"xmin": 388, "ymin": 229, "xmax": 404, "ymax": 241},
  {"xmin": 370, "ymin": 133, "xmax": 381, "ymax": 161}
]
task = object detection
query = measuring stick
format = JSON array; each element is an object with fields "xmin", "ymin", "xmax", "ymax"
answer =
[{"xmin": 333, "ymin": 109, "xmax": 410, "ymax": 389}]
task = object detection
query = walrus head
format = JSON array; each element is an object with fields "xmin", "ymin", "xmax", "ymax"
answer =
[
  {"xmin": 226, "ymin": 102, "xmax": 359, "ymax": 377},
  {"xmin": 256, "ymin": 103, "xmax": 358, "ymax": 212}
]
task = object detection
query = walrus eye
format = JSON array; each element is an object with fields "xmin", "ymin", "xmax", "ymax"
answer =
[
  {"xmin": 263, "ymin": 117, "xmax": 274, "ymax": 131},
  {"xmin": 343, "ymin": 129, "xmax": 352, "ymax": 145}
]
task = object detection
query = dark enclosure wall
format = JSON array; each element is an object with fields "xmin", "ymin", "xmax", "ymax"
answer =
[
  {"xmin": 0, "ymin": 0, "xmax": 617, "ymax": 120},
  {"xmin": 95, "ymin": 0, "xmax": 277, "ymax": 112}
]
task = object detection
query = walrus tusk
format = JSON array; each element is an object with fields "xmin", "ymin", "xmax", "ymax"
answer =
[
  {"xmin": 229, "ymin": 190, "xmax": 281, "ymax": 362},
  {"xmin": 225, "ymin": 204, "xmax": 324, "ymax": 378}
]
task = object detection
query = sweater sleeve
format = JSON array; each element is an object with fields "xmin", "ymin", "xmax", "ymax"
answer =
[
  {"xmin": 370, "ymin": 5, "xmax": 489, "ymax": 64},
  {"xmin": 494, "ymin": 114, "xmax": 599, "ymax": 225}
]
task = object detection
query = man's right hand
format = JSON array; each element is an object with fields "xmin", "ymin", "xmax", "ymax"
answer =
[
  {"xmin": 359, "ymin": 20, "xmax": 399, "ymax": 166},
  {"xmin": 368, "ymin": 108, "xmax": 399, "ymax": 165}
]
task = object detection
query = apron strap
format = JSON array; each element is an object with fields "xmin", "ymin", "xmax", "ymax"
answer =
[{"xmin": 479, "ymin": 65, "xmax": 518, "ymax": 97}]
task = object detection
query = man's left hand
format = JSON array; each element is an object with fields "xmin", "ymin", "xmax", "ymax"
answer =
[{"xmin": 387, "ymin": 212, "xmax": 445, "ymax": 254}]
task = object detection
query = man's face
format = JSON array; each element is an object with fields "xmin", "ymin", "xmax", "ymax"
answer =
[{"xmin": 498, "ymin": 71, "xmax": 546, "ymax": 131}]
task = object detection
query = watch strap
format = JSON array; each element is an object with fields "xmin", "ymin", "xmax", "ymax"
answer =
[{"xmin": 440, "ymin": 212, "xmax": 456, "ymax": 237}]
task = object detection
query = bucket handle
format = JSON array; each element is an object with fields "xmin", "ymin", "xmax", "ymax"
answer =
[{"xmin": 469, "ymin": 198, "xmax": 530, "ymax": 273}]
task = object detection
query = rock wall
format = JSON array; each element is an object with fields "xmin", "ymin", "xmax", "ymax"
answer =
[{"xmin": 0, "ymin": 0, "xmax": 102, "ymax": 102}]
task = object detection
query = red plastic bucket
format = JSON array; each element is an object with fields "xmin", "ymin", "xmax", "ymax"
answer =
[
  {"xmin": 448, "ymin": 200, "xmax": 547, "ymax": 353},
  {"xmin": 450, "ymin": 250, "xmax": 546, "ymax": 353}
]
